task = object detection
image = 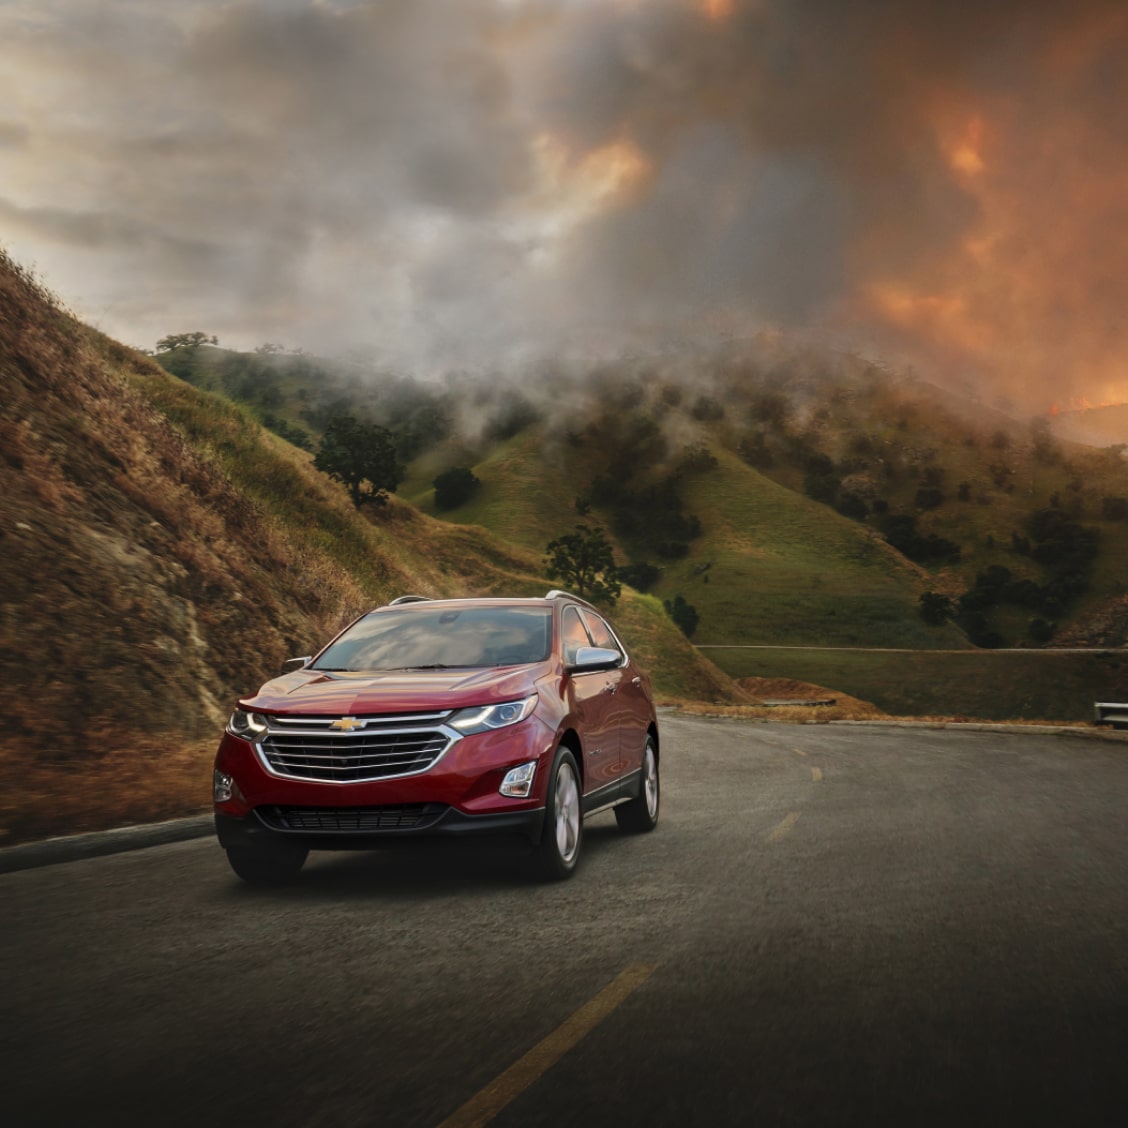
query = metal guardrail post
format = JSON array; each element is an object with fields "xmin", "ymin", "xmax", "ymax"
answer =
[{"xmin": 1094, "ymin": 702, "xmax": 1128, "ymax": 728}]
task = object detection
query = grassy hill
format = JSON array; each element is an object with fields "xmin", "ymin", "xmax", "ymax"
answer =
[
  {"xmin": 172, "ymin": 337, "xmax": 1128, "ymax": 653},
  {"xmin": 146, "ymin": 330, "xmax": 1128, "ymax": 720},
  {"xmin": 645, "ymin": 447, "xmax": 965, "ymax": 648},
  {"xmin": 0, "ymin": 251, "xmax": 743, "ymax": 846}
]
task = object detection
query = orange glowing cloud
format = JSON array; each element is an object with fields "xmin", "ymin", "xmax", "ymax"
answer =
[
  {"xmin": 532, "ymin": 134, "xmax": 651, "ymax": 212},
  {"xmin": 948, "ymin": 115, "xmax": 986, "ymax": 177},
  {"xmin": 521, "ymin": 133, "xmax": 653, "ymax": 265},
  {"xmin": 700, "ymin": 0, "xmax": 735, "ymax": 23}
]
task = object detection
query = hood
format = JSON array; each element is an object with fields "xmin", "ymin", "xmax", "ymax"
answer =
[{"xmin": 242, "ymin": 663, "xmax": 551, "ymax": 716}]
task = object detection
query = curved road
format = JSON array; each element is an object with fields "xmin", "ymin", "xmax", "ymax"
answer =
[{"xmin": 4, "ymin": 715, "xmax": 1128, "ymax": 1126}]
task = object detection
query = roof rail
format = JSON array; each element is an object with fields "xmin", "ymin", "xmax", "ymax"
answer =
[
  {"xmin": 545, "ymin": 589, "xmax": 598, "ymax": 609},
  {"xmin": 387, "ymin": 594, "xmax": 431, "ymax": 605}
]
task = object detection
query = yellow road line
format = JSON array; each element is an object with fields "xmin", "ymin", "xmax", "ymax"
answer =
[
  {"xmin": 811, "ymin": 766, "xmax": 823, "ymax": 783},
  {"xmin": 767, "ymin": 811, "xmax": 801, "ymax": 842},
  {"xmin": 437, "ymin": 963, "xmax": 658, "ymax": 1128},
  {"xmin": 791, "ymin": 747, "xmax": 807, "ymax": 758}
]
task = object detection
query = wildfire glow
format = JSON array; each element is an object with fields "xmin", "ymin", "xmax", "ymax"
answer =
[
  {"xmin": 522, "ymin": 134, "xmax": 652, "ymax": 262},
  {"xmin": 1049, "ymin": 395, "xmax": 1128, "ymax": 415},
  {"xmin": 531, "ymin": 134, "xmax": 650, "ymax": 210},
  {"xmin": 579, "ymin": 140, "xmax": 651, "ymax": 204},
  {"xmin": 700, "ymin": 0, "xmax": 735, "ymax": 22},
  {"xmin": 867, "ymin": 283, "xmax": 988, "ymax": 354},
  {"xmin": 946, "ymin": 114, "xmax": 987, "ymax": 176}
]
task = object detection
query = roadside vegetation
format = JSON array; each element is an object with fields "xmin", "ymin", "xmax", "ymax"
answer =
[{"xmin": 708, "ymin": 646, "xmax": 1128, "ymax": 723}]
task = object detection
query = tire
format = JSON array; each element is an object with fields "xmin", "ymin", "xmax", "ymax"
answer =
[
  {"xmin": 615, "ymin": 734, "xmax": 659, "ymax": 833},
  {"xmin": 534, "ymin": 748, "xmax": 583, "ymax": 881},
  {"xmin": 225, "ymin": 843, "xmax": 308, "ymax": 886}
]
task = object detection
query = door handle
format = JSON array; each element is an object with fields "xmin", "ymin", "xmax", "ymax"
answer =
[
  {"xmin": 631, "ymin": 676, "xmax": 642, "ymax": 687},
  {"xmin": 602, "ymin": 683, "xmax": 617, "ymax": 695}
]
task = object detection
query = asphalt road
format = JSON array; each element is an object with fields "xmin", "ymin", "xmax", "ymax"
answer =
[{"xmin": 4, "ymin": 715, "xmax": 1128, "ymax": 1127}]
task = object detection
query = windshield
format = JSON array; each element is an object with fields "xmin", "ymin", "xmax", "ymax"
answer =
[{"xmin": 312, "ymin": 605, "xmax": 553, "ymax": 672}]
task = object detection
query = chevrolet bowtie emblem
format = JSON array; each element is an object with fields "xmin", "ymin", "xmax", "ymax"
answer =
[{"xmin": 330, "ymin": 716, "xmax": 363, "ymax": 731}]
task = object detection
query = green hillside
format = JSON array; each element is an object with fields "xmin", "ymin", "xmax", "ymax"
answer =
[
  {"xmin": 648, "ymin": 448, "xmax": 966, "ymax": 648},
  {"xmin": 402, "ymin": 426, "xmax": 570, "ymax": 549},
  {"xmin": 158, "ymin": 337, "xmax": 1128, "ymax": 654}
]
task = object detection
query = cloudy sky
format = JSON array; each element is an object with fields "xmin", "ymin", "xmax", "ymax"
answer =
[{"xmin": 2, "ymin": 0, "xmax": 1127, "ymax": 408}]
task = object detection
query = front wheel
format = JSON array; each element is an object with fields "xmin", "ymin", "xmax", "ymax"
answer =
[
  {"xmin": 533, "ymin": 748, "xmax": 583, "ymax": 881},
  {"xmin": 615, "ymin": 734, "xmax": 659, "ymax": 833},
  {"xmin": 225, "ymin": 843, "xmax": 308, "ymax": 886}
]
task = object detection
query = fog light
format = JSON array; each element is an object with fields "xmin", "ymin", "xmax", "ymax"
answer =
[
  {"xmin": 499, "ymin": 761, "xmax": 537, "ymax": 798},
  {"xmin": 213, "ymin": 769, "xmax": 234, "ymax": 803}
]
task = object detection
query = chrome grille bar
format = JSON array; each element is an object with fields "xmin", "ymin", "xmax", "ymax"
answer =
[{"xmin": 255, "ymin": 713, "xmax": 458, "ymax": 783}]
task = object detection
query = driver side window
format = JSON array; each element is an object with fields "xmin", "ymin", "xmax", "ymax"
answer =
[
  {"xmin": 561, "ymin": 607, "xmax": 593, "ymax": 665},
  {"xmin": 581, "ymin": 611, "xmax": 623, "ymax": 659}
]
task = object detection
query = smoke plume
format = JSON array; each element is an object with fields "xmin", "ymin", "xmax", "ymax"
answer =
[{"xmin": 2, "ymin": 0, "xmax": 1126, "ymax": 407}]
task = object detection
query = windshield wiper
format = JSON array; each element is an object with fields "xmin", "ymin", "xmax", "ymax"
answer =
[{"xmin": 383, "ymin": 664, "xmax": 470, "ymax": 671}]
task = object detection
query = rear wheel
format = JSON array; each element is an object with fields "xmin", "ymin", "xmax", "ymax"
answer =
[
  {"xmin": 225, "ymin": 843, "xmax": 308, "ymax": 886},
  {"xmin": 534, "ymin": 748, "xmax": 583, "ymax": 881},
  {"xmin": 615, "ymin": 734, "xmax": 659, "ymax": 833}
]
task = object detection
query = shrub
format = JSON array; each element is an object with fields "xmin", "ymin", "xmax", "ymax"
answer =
[
  {"xmin": 1101, "ymin": 496, "xmax": 1128, "ymax": 521},
  {"xmin": 803, "ymin": 472, "xmax": 839, "ymax": 505},
  {"xmin": 919, "ymin": 592, "xmax": 953, "ymax": 625},
  {"xmin": 664, "ymin": 594, "xmax": 699, "ymax": 638},
  {"xmin": 433, "ymin": 467, "xmax": 480, "ymax": 511},
  {"xmin": 619, "ymin": 562, "xmax": 660, "ymax": 592},
  {"xmin": 690, "ymin": 395, "xmax": 725, "ymax": 422}
]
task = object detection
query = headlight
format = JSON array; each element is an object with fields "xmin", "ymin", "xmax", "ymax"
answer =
[
  {"xmin": 227, "ymin": 709, "xmax": 269, "ymax": 739},
  {"xmin": 448, "ymin": 695, "xmax": 538, "ymax": 735}
]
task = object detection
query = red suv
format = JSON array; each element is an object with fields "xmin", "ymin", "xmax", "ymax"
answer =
[{"xmin": 213, "ymin": 591, "xmax": 659, "ymax": 884}]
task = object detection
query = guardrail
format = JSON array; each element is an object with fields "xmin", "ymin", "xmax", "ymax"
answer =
[{"xmin": 1094, "ymin": 702, "xmax": 1128, "ymax": 728}]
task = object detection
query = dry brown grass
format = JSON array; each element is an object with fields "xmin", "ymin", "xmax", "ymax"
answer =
[{"xmin": 0, "ymin": 736, "xmax": 214, "ymax": 846}]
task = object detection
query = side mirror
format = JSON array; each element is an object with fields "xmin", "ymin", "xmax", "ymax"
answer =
[
  {"xmin": 566, "ymin": 646, "xmax": 621, "ymax": 673},
  {"xmin": 282, "ymin": 656, "xmax": 312, "ymax": 673}
]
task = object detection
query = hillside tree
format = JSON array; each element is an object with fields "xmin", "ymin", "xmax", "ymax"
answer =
[
  {"xmin": 155, "ymin": 332, "xmax": 217, "ymax": 352},
  {"xmin": 664, "ymin": 594, "xmax": 699, "ymax": 638},
  {"xmin": 544, "ymin": 525, "xmax": 621, "ymax": 603},
  {"xmin": 314, "ymin": 413, "xmax": 403, "ymax": 508},
  {"xmin": 918, "ymin": 592, "xmax": 953, "ymax": 625},
  {"xmin": 433, "ymin": 467, "xmax": 480, "ymax": 511}
]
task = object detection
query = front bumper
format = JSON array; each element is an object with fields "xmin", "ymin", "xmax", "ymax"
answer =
[
  {"xmin": 215, "ymin": 804, "xmax": 546, "ymax": 852},
  {"xmin": 213, "ymin": 710, "xmax": 557, "ymax": 853}
]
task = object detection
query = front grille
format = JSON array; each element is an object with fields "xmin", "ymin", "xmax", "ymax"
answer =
[
  {"xmin": 258, "ymin": 713, "xmax": 455, "ymax": 783},
  {"xmin": 256, "ymin": 804, "xmax": 448, "ymax": 833}
]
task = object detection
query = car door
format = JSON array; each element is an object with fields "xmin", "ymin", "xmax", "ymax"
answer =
[
  {"xmin": 561, "ymin": 606, "xmax": 622, "ymax": 807},
  {"xmin": 579, "ymin": 609, "xmax": 638, "ymax": 781}
]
